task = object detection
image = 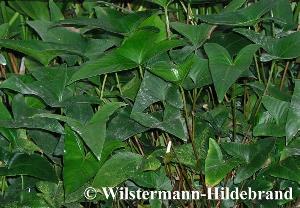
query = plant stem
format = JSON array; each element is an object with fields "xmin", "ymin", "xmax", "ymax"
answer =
[
  {"xmin": 254, "ymin": 54, "xmax": 262, "ymax": 83},
  {"xmin": 252, "ymin": 61, "xmax": 276, "ymax": 120},
  {"xmin": 100, "ymin": 74, "xmax": 107, "ymax": 100},
  {"xmin": 8, "ymin": 12, "xmax": 19, "ymax": 26},
  {"xmin": 280, "ymin": 61, "xmax": 290, "ymax": 90},
  {"xmin": 231, "ymin": 85, "xmax": 237, "ymax": 142},
  {"xmin": 180, "ymin": 87, "xmax": 199, "ymax": 161},
  {"xmin": 138, "ymin": 65, "xmax": 144, "ymax": 79},
  {"xmin": 164, "ymin": 7, "xmax": 171, "ymax": 38},
  {"xmin": 115, "ymin": 73, "xmax": 123, "ymax": 96}
]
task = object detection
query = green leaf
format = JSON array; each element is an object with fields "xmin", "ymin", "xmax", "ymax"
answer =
[
  {"xmin": 170, "ymin": 22, "xmax": 212, "ymax": 46},
  {"xmin": 132, "ymin": 71, "xmax": 182, "ymax": 112},
  {"xmin": 234, "ymin": 29, "xmax": 300, "ymax": 60},
  {"xmin": 0, "ymin": 95, "xmax": 64, "ymax": 134},
  {"xmin": 8, "ymin": 0, "xmax": 50, "ymax": 20},
  {"xmin": 118, "ymin": 29, "xmax": 185, "ymax": 64},
  {"xmin": 253, "ymin": 112, "xmax": 286, "ymax": 137},
  {"xmin": 205, "ymin": 138, "xmax": 240, "ymax": 186},
  {"xmin": 146, "ymin": 0, "xmax": 170, "ymax": 7},
  {"xmin": 0, "ymin": 153, "xmax": 57, "ymax": 182},
  {"xmin": 131, "ymin": 168, "xmax": 172, "ymax": 191},
  {"xmin": 27, "ymin": 20, "xmax": 87, "ymax": 50},
  {"xmin": 272, "ymin": 0, "xmax": 295, "ymax": 30},
  {"xmin": 0, "ymin": 39, "xmax": 83, "ymax": 65},
  {"xmin": 262, "ymin": 95, "xmax": 289, "ymax": 125},
  {"xmin": 280, "ymin": 138, "xmax": 300, "ymax": 160},
  {"xmin": 57, "ymin": 8, "xmax": 152, "ymax": 35},
  {"xmin": 63, "ymin": 126, "xmax": 99, "ymax": 194},
  {"xmin": 68, "ymin": 50, "xmax": 138, "ymax": 84},
  {"xmin": 0, "ymin": 67, "xmax": 99, "ymax": 107},
  {"xmin": 268, "ymin": 157, "xmax": 300, "ymax": 183},
  {"xmin": 147, "ymin": 54, "xmax": 194, "ymax": 83},
  {"xmin": 286, "ymin": 80, "xmax": 300, "ymax": 142},
  {"xmin": 49, "ymin": 0, "xmax": 64, "ymax": 21},
  {"xmin": 0, "ymin": 23, "xmax": 9, "ymax": 39},
  {"xmin": 234, "ymin": 139, "xmax": 275, "ymax": 183},
  {"xmin": 204, "ymin": 43, "xmax": 259, "ymax": 102},
  {"xmin": 197, "ymin": 0, "xmax": 274, "ymax": 26},
  {"xmin": 223, "ymin": 0, "xmax": 247, "ymax": 12},
  {"xmin": 107, "ymin": 108, "xmax": 148, "ymax": 141},
  {"xmin": 93, "ymin": 151, "xmax": 143, "ymax": 188},
  {"xmin": 131, "ymin": 106, "xmax": 187, "ymax": 141},
  {"xmin": 183, "ymin": 57, "xmax": 212, "ymax": 90},
  {"xmin": 36, "ymin": 102, "xmax": 125, "ymax": 160}
]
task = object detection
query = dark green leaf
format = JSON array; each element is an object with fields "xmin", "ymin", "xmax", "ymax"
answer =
[
  {"xmin": 204, "ymin": 43, "xmax": 259, "ymax": 102},
  {"xmin": 197, "ymin": 0, "xmax": 275, "ymax": 26}
]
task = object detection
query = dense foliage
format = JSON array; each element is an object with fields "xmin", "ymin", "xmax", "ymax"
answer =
[{"xmin": 0, "ymin": 0, "xmax": 299, "ymax": 207}]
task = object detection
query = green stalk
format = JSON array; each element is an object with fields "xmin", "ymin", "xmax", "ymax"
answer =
[
  {"xmin": 115, "ymin": 73, "xmax": 123, "ymax": 96},
  {"xmin": 252, "ymin": 61, "xmax": 276, "ymax": 120},
  {"xmin": 231, "ymin": 84, "xmax": 237, "ymax": 142},
  {"xmin": 180, "ymin": 87, "xmax": 199, "ymax": 161},
  {"xmin": 8, "ymin": 12, "xmax": 20, "ymax": 27},
  {"xmin": 138, "ymin": 65, "xmax": 144, "ymax": 79},
  {"xmin": 100, "ymin": 74, "xmax": 107, "ymax": 100},
  {"xmin": 254, "ymin": 54, "xmax": 262, "ymax": 83},
  {"xmin": 164, "ymin": 7, "xmax": 171, "ymax": 38}
]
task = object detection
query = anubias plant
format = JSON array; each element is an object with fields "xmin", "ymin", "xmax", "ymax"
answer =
[{"xmin": 0, "ymin": 0, "xmax": 299, "ymax": 207}]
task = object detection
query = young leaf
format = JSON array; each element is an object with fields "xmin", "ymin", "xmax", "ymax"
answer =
[{"xmin": 204, "ymin": 43, "xmax": 259, "ymax": 102}]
